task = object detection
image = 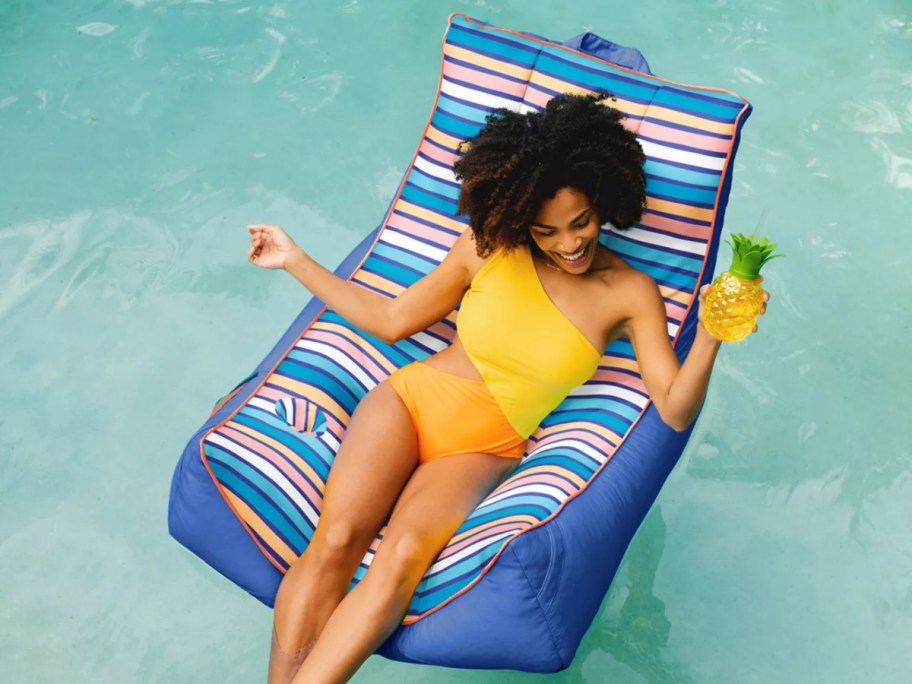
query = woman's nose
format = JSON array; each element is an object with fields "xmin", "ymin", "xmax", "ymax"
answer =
[{"xmin": 558, "ymin": 236, "xmax": 583, "ymax": 253}]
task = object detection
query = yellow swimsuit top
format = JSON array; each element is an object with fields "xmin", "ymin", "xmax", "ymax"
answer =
[{"xmin": 457, "ymin": 244, "xmax": 603, "ymax": 437}]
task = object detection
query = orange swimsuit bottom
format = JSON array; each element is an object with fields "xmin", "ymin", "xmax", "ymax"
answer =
[{"xmin": 386, "ymin": 361, "xmax": 527, "ymax": 463}]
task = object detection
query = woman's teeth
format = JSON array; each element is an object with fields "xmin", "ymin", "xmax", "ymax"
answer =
[{"xmin": 556, "ymin": 245, "xmax": 587, "ymax": 264}]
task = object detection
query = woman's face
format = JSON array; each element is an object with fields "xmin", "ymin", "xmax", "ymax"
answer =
[{"xmin": 529, "ymin": 187, "xmax": 601, "ymax": 274}]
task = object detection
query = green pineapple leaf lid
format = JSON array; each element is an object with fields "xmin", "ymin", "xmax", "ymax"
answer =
[{"xmin": 725, "ymin": 232, "xmax": 783, "ymax": 279}]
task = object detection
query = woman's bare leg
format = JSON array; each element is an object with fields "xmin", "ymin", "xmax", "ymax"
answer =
[
  {"xmin": 289, "ymin": 451, "xmax": 517, "ymax": 684},
  {"xmin": 269, "ymin": 382, "xmax": 419, "ymax": 684}
]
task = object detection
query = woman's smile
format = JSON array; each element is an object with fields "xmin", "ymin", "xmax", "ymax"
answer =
[{"xmin": 548, "ymin": 238, "xmax": 597, "ymax": 271}]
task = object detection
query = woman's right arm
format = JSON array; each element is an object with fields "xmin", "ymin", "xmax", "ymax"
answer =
[{"xmin": 248, "ymin": 224, "xmax": 478, "ymax": 344}]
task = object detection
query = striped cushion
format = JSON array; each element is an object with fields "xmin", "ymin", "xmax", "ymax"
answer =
[{"xmin": 199, "ymin": 14, "xmax": 749, "ymax": 624}]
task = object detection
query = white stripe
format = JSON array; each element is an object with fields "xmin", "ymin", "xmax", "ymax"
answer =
[
  {"xmin": 208, "ymin": 433, "xmax": 321, "ymax": 528},
  {"xmin": 249, "ymin": 396, "xmax": 280, "ymax": 414},
  {"xmin": 425, "ymin": 531, "xmax": 515, "ymax": 576},
  {"xmin": 295, "ymin": 340, "xmax": 376, "ymax": 389},
  {"xmin": 623, "ymin": 225, "xmax": 707, "ymax": 256},
  {"xmin": 569, "ymin": 383, "xmax": 648, "ymax": 407},
  {"xmin": 531, "ymin": 438, "xmax": 607, "ymax": 464},
  {"xmin": 639, "ymin": 138, "xmax": 725, "ymax": 171},
  {"xmin": 480, "ymin": 483, "xmax": 568, "ymax": 508},
  {"xmin": 667, "ymin": 321, "xmax": 680, "ymax": 338},
  {"xmin": 413, "ymin": 154, "xmax": 457, "ymax": 184},
  {"xmin": 320, "ymin": 431, "xmax": 341, "ymax": 452},
  {"xmin": 381, "ymin": 229, "xmax": 448, "ymax": 263},
  {"xmin": 440, "ymin": 78, "xmax": 521, "ymax": 111},
  {"xmin": 409, "ymin": 330, "xmax": 449, "ymax": 352}
]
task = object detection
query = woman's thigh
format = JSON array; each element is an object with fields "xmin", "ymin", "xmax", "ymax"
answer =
[
  {"xmin": 371, "ymin": 452, "xmax": 519, "ymax": 583},
  {"xmin": 315, "ymin": 381, "xmax": 420, "ymax": 545}
]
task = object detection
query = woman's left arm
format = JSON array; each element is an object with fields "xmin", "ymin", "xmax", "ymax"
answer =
[{"xmin": 624, "ymin": 273, "xmax": 765, "ymax": 432}]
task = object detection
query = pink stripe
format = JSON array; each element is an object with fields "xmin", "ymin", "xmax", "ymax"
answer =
[
  {"xmin": 639, "ymin": 212, "xmax": 712, "ymax": 240},
  {"xmin": 493, "ymin": 471, "xmax": 581, "ymax": 498},
  {"xmin": 532, "ymin": 428, "xmax": 616, "ymax": 454},
  {"xmin": 386, "ymin": 212, "xmax": 459, "ymax": 247},
  {"xmin": 438, "ymin": 521, "xmax": 526, "ymax": 558},
  {"xmin": 523, "ymin": 87, "xmax": 557, "ymax": 109},
  {"xmin": 442, "ymin": 62, "xmax": 528, "ymax": 98},
  {"xmin": 665, "ymin": 301, "xmax": 684, "ymax": 325},
  {"xmin": 419, "ymin": 140, "xmax": 459, "ymax": 167},
  {"xmin": 425, "ymin": 320, "xmax": 457, "ymax": 344},
  {"xmin": 221, "ymin": 426, "xmax": 324, "ymax": 505},
  {"xmin": 305, "ymin": 331, "xmax": 389, "ymax": 382},
  {"xmin": 638, "ymin": 120, "xmax": 731, "ymax": 153},
  {"xmin": 590, "ymin": 369, "xmax": 647, "ymax": 394}
]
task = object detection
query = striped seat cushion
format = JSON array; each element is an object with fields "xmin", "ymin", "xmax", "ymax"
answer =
[{"xmin": 199, "ymin": 14, "xmax": 749, "ymax": 624}]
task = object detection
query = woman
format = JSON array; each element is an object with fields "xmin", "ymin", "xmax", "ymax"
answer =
[{"xmin": 247, "ymin": 93, "xmax": 767, "ymax": 684}]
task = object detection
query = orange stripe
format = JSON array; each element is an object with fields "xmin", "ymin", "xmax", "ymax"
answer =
[
  {"xmin": 443, "ymin": 43, "xmax": 534, "ymax": 81},
  {"xmin": 395, "ymin": 199, "xmax": 467, "ymax": 233},
  {"xmin": 646, "ymin": 196, "xmax": 716, "ymax": 222},
  {"xmin": 225, "ymin": 490, "xmax": 298, "ymax": 565},
  {"xmin": 424, "ymin": 124, "xmax": 464, "ymax": 152},
  {"xmin": 268, "ymin": 375, "xmax": 350, "ymax": 422}
]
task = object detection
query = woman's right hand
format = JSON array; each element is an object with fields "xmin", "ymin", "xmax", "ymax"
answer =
[{"xmin": 247, "ymin": 224, "xmax": 300, "ymax": 270}]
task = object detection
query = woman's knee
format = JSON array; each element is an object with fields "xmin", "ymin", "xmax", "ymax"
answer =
[
  {"xmin": 309, "ymin": 518, "xmax": 372, "ymax": 569},
  {"xmin": 370, "ymin": 531, "xmax": 437, "ymax": 595}
]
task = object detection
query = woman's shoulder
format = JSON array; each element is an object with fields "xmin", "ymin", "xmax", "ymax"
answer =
[{"xmin": 592, "ymin": 247, "xmax": 661, "ymax": 302}]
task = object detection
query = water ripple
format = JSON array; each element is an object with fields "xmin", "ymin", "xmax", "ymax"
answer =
[
  {"xmin": 128, "ymin": 27, "xmax": 152, "ymax": 59},
  {"xmin": 253, "ymin": 28, "xmax": 286, "ymax": 83},
  {"xmin": 0, "ymin": 213, "xmax": 89, "ymax": 318},
  {"xmin": 278, "ymin": 73, "xmax": 343, "ymax": 113},
  {"xmin": 76, "ymin": 22, "xmax": 118, "ymax": 37},
  {"xmin": 871, "ymin": 138, "xmax": 912, "ymax": 190},
  {"xmin": 842, "ymin": 100, "xmax": 903, "ymax": 135}
]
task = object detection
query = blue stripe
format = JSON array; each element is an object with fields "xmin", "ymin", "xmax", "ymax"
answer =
[
  {"xmin": 534, "ymin": 50, "xmax": 660, "ymax": 101},
  {"xmin": 650, "ymin": 88, "xmax": 744, "ymax": 124},
  {"xmin": 432, "ymin": 109, "xmax": 484, "ymax": 139},
  {"xmin": 645, "ymin": 158, "xmax": 721, "ymax": 187},
  {"xmin": 412, "ymin": 547, "xmax": 502, "ymax": 603},
  {"xmin": 208, "ymin": 454, "xmax": 310, "ymax": 549},
  {"xmin": 372, "ymin": 241, "xmax": 437, "ymax": 275},
  {"xmin": 281, "ymin": 353, "xmax": 367, "ymax": 402},
  {"xmin": 400, "ymin": 183, "xmax": 459, "ymax": 216},
  {"xmin": 278, "ymin": 353, "xmax": 365, "ymax": 402},
  {"xmin": 646, "ymin": 178, "xmax": 719, "ymax": 206},
  {"xmin": 541, "ymin": 407, "xmax": 631, "ymax": 436},
  {"xmin": 216, "ymin": 415, "xmax": 332, "ymax": 493},
  {"xmin": 362, "ymin": 253, "xmax": 425, "ymax": 287},
  {"xmin": 448, "ymin": 22, "xmax": 541, "ymax": 65},
  {"xmin": 231, "ymin": 414, "xmax": 336, "ymax": 478},
  {"xmin": 525, "ymin": 451, "xmax": 598, "ymax": 479},
  {"xmin": 407, "ymin": 165, "xmax": 461, "ymax": 199}
]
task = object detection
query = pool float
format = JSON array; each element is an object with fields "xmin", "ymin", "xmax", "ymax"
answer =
[{"xmin": 168, "ymin": 14, "xmax": 751, "ymax": 672}]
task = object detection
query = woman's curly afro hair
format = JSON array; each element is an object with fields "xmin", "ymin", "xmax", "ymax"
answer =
[{"xmin": 453, "ymin": 92, "xmax": 646, "ymax": 257}]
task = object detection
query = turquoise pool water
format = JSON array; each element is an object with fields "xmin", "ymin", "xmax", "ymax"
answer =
[{"xmin": 2, "ymin": 1, "xmax": 910, "ymax": 682}]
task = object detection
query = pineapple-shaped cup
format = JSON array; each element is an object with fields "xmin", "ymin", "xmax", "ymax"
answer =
[{"xmin": 702, "ymin": 233, "xmax": 781, "ymax": 342}]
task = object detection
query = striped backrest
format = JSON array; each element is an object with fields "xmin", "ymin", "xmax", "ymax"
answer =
[{"xmin": 200, "ymin": 14, "xmax": 749, "ymax": 624}]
